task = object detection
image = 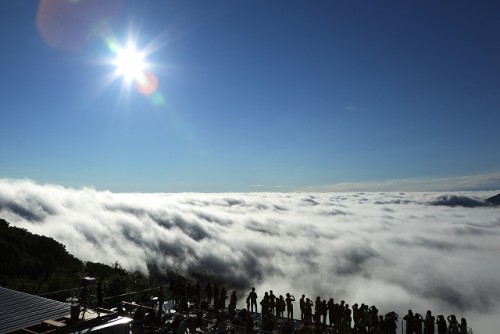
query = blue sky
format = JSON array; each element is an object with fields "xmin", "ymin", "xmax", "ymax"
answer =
[{"xmin": 1, "ymin": 0, "xmax": 499, "ymax": 192}]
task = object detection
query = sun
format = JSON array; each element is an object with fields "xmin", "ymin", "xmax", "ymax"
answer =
[
  {"xmin": 113, "ymin": 44, "xmax": 146, "ymax": 82},
  {"xmin": 102, "ymin": 35, "xmax": 161, "ymax": 98}
]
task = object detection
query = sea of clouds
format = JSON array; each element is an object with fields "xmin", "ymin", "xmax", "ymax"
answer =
[{"xmin": 1, "ymin": 178, "xmax": 499, "ymax": 332}]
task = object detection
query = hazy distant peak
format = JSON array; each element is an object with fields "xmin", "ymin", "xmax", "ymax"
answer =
[{"xmin": 486, "ymin": 193, "xmax": 500, "ymax": 205}]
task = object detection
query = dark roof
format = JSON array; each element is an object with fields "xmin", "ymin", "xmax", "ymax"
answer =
[{"xmin": 0, "ymin": 286, "xmax": 70, "ymax": 334}]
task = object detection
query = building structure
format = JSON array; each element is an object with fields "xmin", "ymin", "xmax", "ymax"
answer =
[{"xmin": 0, "ymin": 286, "xmax": 132, "ymax": 334}]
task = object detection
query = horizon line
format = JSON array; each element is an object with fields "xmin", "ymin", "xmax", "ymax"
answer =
[{"xmin": 1, "ymin": 172, "xmax": 500, "ymax": 194}]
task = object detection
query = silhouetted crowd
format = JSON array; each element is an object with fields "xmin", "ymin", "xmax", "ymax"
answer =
[
  {"xmin": 240, "ymin": 287, "xmax": 399, "ymax": 334},
  {"xmin": 403, "ymin": 310, "xmax": 468, "ymax": 334},
  {"xmin": 128, "ymin": 277, "xmax": 470, "ymax": 334}
]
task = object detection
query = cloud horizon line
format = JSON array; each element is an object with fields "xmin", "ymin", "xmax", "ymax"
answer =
[
  {"xmin": 306, "ymin": 173, "xmax": 500, "ymax": 193},
  {"xmin": 1, "ymin": 172, "xmax": 499, "ymax": 195}
]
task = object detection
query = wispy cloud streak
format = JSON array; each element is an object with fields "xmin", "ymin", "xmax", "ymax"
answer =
[{"xmin": 308, "ymin": 173, "xmax": 500, "ymax": 192}]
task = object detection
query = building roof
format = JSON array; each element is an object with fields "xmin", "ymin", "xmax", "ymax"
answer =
[{"xmin": 0, "ymin": 286, "xmax": 71, "ymax": 334}]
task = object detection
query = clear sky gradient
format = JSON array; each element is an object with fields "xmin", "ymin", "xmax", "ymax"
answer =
[{"xmin": 1, "ymin": 0, "xmax": 499, "ymax": 192}]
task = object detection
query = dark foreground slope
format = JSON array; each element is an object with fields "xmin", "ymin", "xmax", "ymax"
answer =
[
  {"xmin": 0, "ymin": 218, "xmax": 161, "ymax": 298},
  {"xmin": 0, "ymin": 218, "xmax": 83, "ymax": 293}
]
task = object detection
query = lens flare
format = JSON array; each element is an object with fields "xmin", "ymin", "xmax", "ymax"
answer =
[
  {"xmin": 136, "ymin": 71, "xmax": 158, "ymax": 96},
  {"xmin": 36, "ymin": 0, "xmax": 122, "ymax": 52},
  {"xmin": 151, "ymin": 92, "xmax": 165, "ymax": 106},
  {"xmin": 37, "ymin": 1, "xmax": 165, "ymax": 104}
]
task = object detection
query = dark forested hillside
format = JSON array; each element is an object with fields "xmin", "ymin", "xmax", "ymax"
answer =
[
  {"xmin": 0, "ymin": 218, "xmax": 84, "ymax": 293},
  {"xmin": 0, "ymin": 218, "xmax": 163, "ymax": 300}
]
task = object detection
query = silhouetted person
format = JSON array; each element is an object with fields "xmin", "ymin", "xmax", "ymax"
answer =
[
  {"xmin": 232, "ymin": 309, "xmax": 244, "ymax": 327},
  {"xmin": 359, "ymin": 317, "xmax": 369, "ymax": 334},
  {"xmin": 219, "ymin": 287, "xmax": 227, "ymax": 310},
  {"xmin": 261, "ymin": 291, "xmax": 270, "ymax": 315},
  {"xmin": 195, "ymin": 309, "xmax": 204, "ymax": 328},
  {"xmin": 297, "ymin": 320, "xmax": 310, "ymax": 334},
  {"xmin": 79, "ymin": 285, "xmax": 89, "ymax": 305},
  {"xmin": 447, "ymin": 315, "xmax": 459, "ymax": 334},
  {"xmin": 321, "ymin": 300, "xmax": 327, "ymax": 326},
  {"xmin": 369, "ymin": 306, "xmax": 379, "ymax": 330},
  {"xmin": 187, "ymin": 282, "xmax": 193, "ymax": 301},
  {"xmin": 157, "ymin": 286, "xmax": 165, "ymax": 322},
  {"xmin": 170, "ymin": 315, "xmax": 183, "ymax": 333},
  {"xmin": 333, "ymin": 301, "xmax": 342, "ymax": 327},
  {"xmin": 314, "ymin": 296, "xmax": 322, "ymax": 324},
  {"xmin": 286, "ymin": 293, "xmax": 295, "ymax": 320},
  {"xmin": 261, "ymin": 313, "xmax": 275, "ymax": 333},
  {"xmin": 414, "ymin": 313, "xmax": 423, "ymax": 334},
  {"xmin": 134, "ymin": 306, "xmax": 145, "ymax": 321},
  {"xmin": 170, "ymin": 277, "xmax": 177, "ymax": 303},
  {"xmin": 459, "ymin": 318, "xmax": 467, "ymax": 334},
  {"xmin": 269, "ymin": 290, "xmax": 276, "ymax": 315},
  {"xmin": 248, "ymin": 287, "xmax": 257, "ymax": 313},
  {"xmin": 352, "ymin": 303, "xmax": 359, "ymax": 328},
  {"xmin": 228, "ymin": 290, "xmax": 237, "ymax": 319},
  {"xmin": 144, "ymin": 309, "xmax": 156, "ymax": 327},
  {"xmin": 304, "ymin": 298, "xmax": 313, "ymax": 323},
  {"xmin": 337, "ymin": 300, "xmax": 346, "ymax": 326},
  {"xmin": 245, "ymin": 312, "xmax": 254, "ymax": 334},
  {"xmin": 133, "ymin": 305, "xmax": 145, "ymax": 332},
  {"xmin": 436, "ymin": 315, "xmax": 446, "ymax": 334},
  {"xmin": 403, "ymin": 310, "xmax": 414, "ymax": 334},
  {"xmin": 195, "ymin": 282, "xmax": 201, "ymax": 301},
  {"xmin": 375, "ymin": 315, "xmax": 386, "ymax": 334},
  {"xmin": 213, "ymin": 284, "xmax": 220, "ymax": 309},
  {"xmin": 206, "ymin": 282, "xmax": 213, "ymax": 304},
  {"xmin": 341, "ymin": 309, "xmax": 352, "ymax": 333},
  {"xmin": 282, "ymin": 319, "xmax": 294, "ymax": 334},
  {"xmin": 313, "ymin": 316, "xmax": 323, "ymax": 334},
  {"xmin": 424, "ymin": 310, "xmax": 435, "ymax": 334},
  {"xmin": 277, "ymin": 295, "xmax": 285, "ymax": 318},
  {"xmin": 208, "ymin": 311, "xmax": 226, "ymax": 334},
  {"xmin": 327, "ymin": 298, "xmax": 334, "ymax": 326},
  {"xmin": 175, "ymin": 279, "xmax": 186, "ymax": 304},
  {"xmin": 299, "ymin": 294, "xmax": 306, "ymax": 321},
  {"xmin": 230, "ymin": 290, "xmax": 238, "ymax": 308},
  {"xmin": 96, "ymin": 282, "xmax": 104, "ymax": 307},
  {"xmin": 385, "ymin": 312, "xmax": 398, "ymax": 334}
]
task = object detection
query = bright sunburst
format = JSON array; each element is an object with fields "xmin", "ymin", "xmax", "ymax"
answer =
[
  {"xmin": 113, "ymin": 44, "xmax": 146, "ymax": 82},
  {"xmin": 101, "ymin": 33, "xmax": 163, "ymax": 101}
]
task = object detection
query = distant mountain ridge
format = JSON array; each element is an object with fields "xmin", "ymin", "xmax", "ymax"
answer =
[
  {"xmin": 486, "ymin": 193, "xmax": 500, "ymax": 205},
  {"xmin": 429, "ymin": 193, "xmax": 500, "ymax": 208}
]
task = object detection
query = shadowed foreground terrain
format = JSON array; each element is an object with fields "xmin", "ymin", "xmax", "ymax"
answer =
[{"xmin": 0, "ymin": 218, "xmax": 164, "ymax": 298}]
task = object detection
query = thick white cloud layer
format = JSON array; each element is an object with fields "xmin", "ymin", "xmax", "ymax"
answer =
[{"xmin": 1, "ymin": 178, "xmax": 499, "ymax": 332}]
